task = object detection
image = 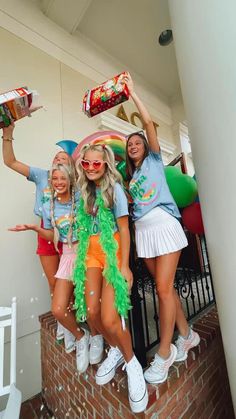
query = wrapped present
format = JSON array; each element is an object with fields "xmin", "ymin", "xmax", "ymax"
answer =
[
  {"xmin": 82, "ymin": 72, "xmax": 129, "ymax": 118},
  {"xmin": 0, "ymin": 87, "xmax": 42, "ymax": 128}
]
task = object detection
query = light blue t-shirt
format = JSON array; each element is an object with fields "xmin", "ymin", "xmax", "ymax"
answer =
[
  {"xmin": 27, "ymin": 167, "xmax": 51, "ymax": 217},
  {"xmin": 42, "ymin": 192, "xmax": 79, "ymax": 243},
  {"xmin": 90, "ymin": 183, "xmax": 129, "ymax": 235},
  {"xmin": 129, "ymin": 151, "xmax": 181, "ymax": 221}
]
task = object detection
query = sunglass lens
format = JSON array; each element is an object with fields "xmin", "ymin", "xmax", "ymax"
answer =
[
  {"xmin": 81, "ymin": 160, "xmax": 89, "ymax": 170},
  {"xmin": 93, "ymin": 161, "xmax": 102, "ymax": 170}
]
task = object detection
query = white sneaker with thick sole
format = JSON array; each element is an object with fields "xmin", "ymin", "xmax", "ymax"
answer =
[
  {"xmin": 64, "ymin": 328, "xmax": 76, "ymax": 354},
  {"xmin": 95, "ymin": 346, "xmax": 124, "ymax": 385},
  {"xmin": 76, "ymin": 329, "xmax": 90, "ymax": 373},
  {"xmin": 56, "ymin": 322, "xmax": 64, "ymax": 342},
  {"xmin": 144, "ymin": 344, "xmax": 177, "ymax": 384},
  {"xmin": 89, "ymin": 334, "xmax": 104, "ymax": 365},
  {"xmin": 175, "ymin": 329, "xmax": 200, "ymax": 362},
  {"xmin": 125, "ymin": 355, "xmax": 148, "ymax": 413}
]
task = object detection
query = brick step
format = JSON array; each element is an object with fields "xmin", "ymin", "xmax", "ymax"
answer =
[{"xmin": 39, "ymin": 307, "xmax": 234, "ymax": 419}]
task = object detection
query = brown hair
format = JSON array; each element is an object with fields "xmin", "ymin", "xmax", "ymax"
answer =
[{"xmin": 125, "ymin": 131, "xmax": 149, "ymax": 180}]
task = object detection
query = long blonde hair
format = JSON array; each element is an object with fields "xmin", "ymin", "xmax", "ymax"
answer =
[
  {"xmin": 76, "ymin": 144, "xmax": 122, "ymax": 213},
  {"xmin": 49, "ymin": 163, "xmax": 77, "ymax": 250}
]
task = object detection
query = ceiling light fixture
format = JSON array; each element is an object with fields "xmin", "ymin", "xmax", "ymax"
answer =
[{"xmin": 158, "ymin": 29, "xmax": 173, "ymax": 46}]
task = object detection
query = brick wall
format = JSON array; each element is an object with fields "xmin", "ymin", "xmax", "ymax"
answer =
[{"xmin": 39, "ymin": 307, "xmax": 235, "ymax": 419}]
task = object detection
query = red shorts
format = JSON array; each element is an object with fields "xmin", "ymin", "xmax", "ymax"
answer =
[{"xmin": 36, "ymin": 220, "xmax": 63, "ymax": 256}]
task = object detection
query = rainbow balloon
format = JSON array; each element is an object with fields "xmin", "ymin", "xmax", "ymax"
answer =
[{"xmin": 72, "ymin": 130, "xmax": 127, "ymax": 162}]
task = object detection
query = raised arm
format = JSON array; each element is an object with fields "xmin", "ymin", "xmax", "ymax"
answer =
[
  {"xmin": 1, "ymin": 123, "xmax": 30, "ymax": 177},
  {"xmin": 125, "ymin": 73, "xmax": 160, "ymax": 153}
]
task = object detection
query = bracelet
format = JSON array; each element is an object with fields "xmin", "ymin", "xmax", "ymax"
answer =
[{"xmin": 1, "ymin": 136, "xmax": 14, "ymax": 141}]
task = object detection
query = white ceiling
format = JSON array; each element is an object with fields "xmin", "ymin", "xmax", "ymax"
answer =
[{"xmin": 38, "ymin": 0, "xmax": 180, "ymax": 101}]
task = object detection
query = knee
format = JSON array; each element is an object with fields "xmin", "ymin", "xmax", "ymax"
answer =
[
  {"xmin": 101, "ymin": 315, "xmax": 119, "ymax": 334},
  {"xmin": 156, "ymin": 284, "xmax": 173, "ymax": 302},
  {"xmin": 52, "ymin": 302, "xmax": 67, "ymax": 322}
]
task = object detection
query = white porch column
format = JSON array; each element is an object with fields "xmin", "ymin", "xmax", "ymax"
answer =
[{"xmin": 168, "ymin": 0, "xmax": 236, "ymax": 409}]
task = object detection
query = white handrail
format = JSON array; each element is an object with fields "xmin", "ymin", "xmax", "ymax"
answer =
[
  {"xmin": 10, "ymin": 297, "xmax": 16, "ymax": 385},
  {"xmin": 0, "ymin": 327, "xmax": 4, "ymax": 392},
  {"xmin": 0, "ymin": 297, "xmax": 17, "ymax": 394}
]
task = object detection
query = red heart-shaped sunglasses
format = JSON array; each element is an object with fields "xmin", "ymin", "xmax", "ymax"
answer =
[{"xmin": 80, "ymin": 159, "xmax": 106, "ymax": 171}]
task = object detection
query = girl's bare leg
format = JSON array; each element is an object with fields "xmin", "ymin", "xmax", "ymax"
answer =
[
  {"xmin": 144, "ymin": 256, "xmax": 189, "ymax": 339},
  {"xmin": 39, "ymin": 254, "xmax": 59, "ymax": 295},
  {"xmin": 85, "ymin": 268, "xmax": 116, "ymax": 345},
  {"xmin": 52, "ymin": 279, "xmax": 83, "ymax": 340},
  {"xmin": 101, "ymin": 279, "xmax": 133, "ymax": 362},
  {"xmin": 153, "ymin": 251, "xmax": 189, "ymax": 357}
]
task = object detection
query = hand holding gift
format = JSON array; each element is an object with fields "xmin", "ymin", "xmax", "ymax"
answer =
[
  {"xmin": 82, "ymin": 71, "xmax": 130, "ymax": 117},
  {"xmin": 1, "ymin": 122, "xmax": 15, "ymax": 141},
  {"xmin": 0, "ymin": 87, "xmax": 42, "ymax": 128},
  {"xmin": 122, "ymin": 72, "xmax": 134, "ymax": 96}
]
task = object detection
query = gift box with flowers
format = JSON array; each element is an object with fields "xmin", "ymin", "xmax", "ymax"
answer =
[{"xmin": 82, "ymin": 72, "xmax": 129, "ymax": 118}]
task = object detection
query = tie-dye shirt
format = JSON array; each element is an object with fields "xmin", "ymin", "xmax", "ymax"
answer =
[
  {"xmin": 42, "ymin": 192, "xmax": 79, "ymax": 243},
  {"xmin": 27, "ymin": 167, "xmax": 51, "ymax": 217},
  {"xmin": 129, "ymin": 151, "xmax": 180, "ymax": 221}
]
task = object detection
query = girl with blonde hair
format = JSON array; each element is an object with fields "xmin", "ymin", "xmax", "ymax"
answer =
[
  {"xmin": 9, "ymin": 163, "xmax": 103, "ymax": 373},
  {"xmin": 1, "ymin": 122, "xmax": 76, "ymax": 346},
  {"xmin": 73, "ymin": 143, "xmax": 148, "ymax": 414}
]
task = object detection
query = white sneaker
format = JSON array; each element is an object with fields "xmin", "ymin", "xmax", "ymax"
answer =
[
  {"xmin": 125, "ymin": 355, "xmax": 148, "ymax": 413},
  {"xmin": 89, "ymin": 334, "xmax": 104, "ymax": 365},
  {"xmin": 56, "ymin": 322, "xmax": 64, "ymax": 342},
  {"xmin": 175, "ymin": 328, "xmax": 200, "ymax": 362},
  {"xmin": 76, "ymin": 329, "xmax": 90, "ymax": 373},
  {"xmin": 95, "ymin": 346, "xmax": 124, "ymax": 385},
  {"xmin": 144, "ymin": 344, "xmax": 177, "ymax": 384},
  {"xmin": 64, "ymin": 328, "xmax": 76, "ymax": 354}
]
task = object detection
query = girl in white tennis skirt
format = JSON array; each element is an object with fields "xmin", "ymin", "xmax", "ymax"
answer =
[{"xmin": 124, "ymin": 73, "xmax": 200, "ymax": 384}]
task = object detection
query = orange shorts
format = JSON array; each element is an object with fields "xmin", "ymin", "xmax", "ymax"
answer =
[{"xmin": 86, "ymin": 231, "xmax": 121, "ymax": 269}]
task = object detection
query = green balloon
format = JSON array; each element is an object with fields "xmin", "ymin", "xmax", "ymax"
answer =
[
  {"xmin": 164, "ymin": 166, "xmax": 182, "ymax": 183},
  {"xmin": 116, "ymin": 161, "xmax": 127, "ymax": 181},
  {"xmin": 164, "ymin": 166, "xmax": 198, "ymax": 208}
]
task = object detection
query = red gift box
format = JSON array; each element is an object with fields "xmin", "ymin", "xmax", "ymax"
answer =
[{"xmin": 82, "ymin": 72, "xmax": 129, "ymax": 118}]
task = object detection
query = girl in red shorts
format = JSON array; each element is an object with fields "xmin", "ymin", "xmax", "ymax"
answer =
[
  {"xmin": 73, "ymin": 144, "xmax": 148, "ymax": 413},
  {"xmin": 1, "ymin": 122, "xmax": 75, "ymax": 345}
]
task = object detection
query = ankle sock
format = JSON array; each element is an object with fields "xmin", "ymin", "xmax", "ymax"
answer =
[{"xmin": 182, "ymin": 327, "xmax": 191, "ymax": 340}]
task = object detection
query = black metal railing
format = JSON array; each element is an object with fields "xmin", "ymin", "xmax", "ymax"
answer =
[{"xmin": 129, "ymin": 230, "xmax": 215, "ymax": 366}]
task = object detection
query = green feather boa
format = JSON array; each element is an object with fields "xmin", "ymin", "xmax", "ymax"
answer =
[{"xmin": 73, "ymin": 193, "xmax": 131, "ymax": 322}]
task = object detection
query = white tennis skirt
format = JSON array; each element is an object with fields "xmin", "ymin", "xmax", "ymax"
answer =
[{"xmin": 135, "ymin": 206, "xmax": 188, "ymax": 258}]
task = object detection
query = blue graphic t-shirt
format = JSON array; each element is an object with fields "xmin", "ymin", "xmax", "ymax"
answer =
[
  {"xmin": 129, "ymin": 151, "xmax": 180, "ymax": 221},
  {"xmin": 42, "ymin": 191, "xmax": 80, "ymax": 243},
  {"xmin": 90, "ymin": 183, "xmax": 128, "ymax": 235},
  {"xmin": 27, "ymin": 167, "xmax": 51, "ymax": 217}
]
